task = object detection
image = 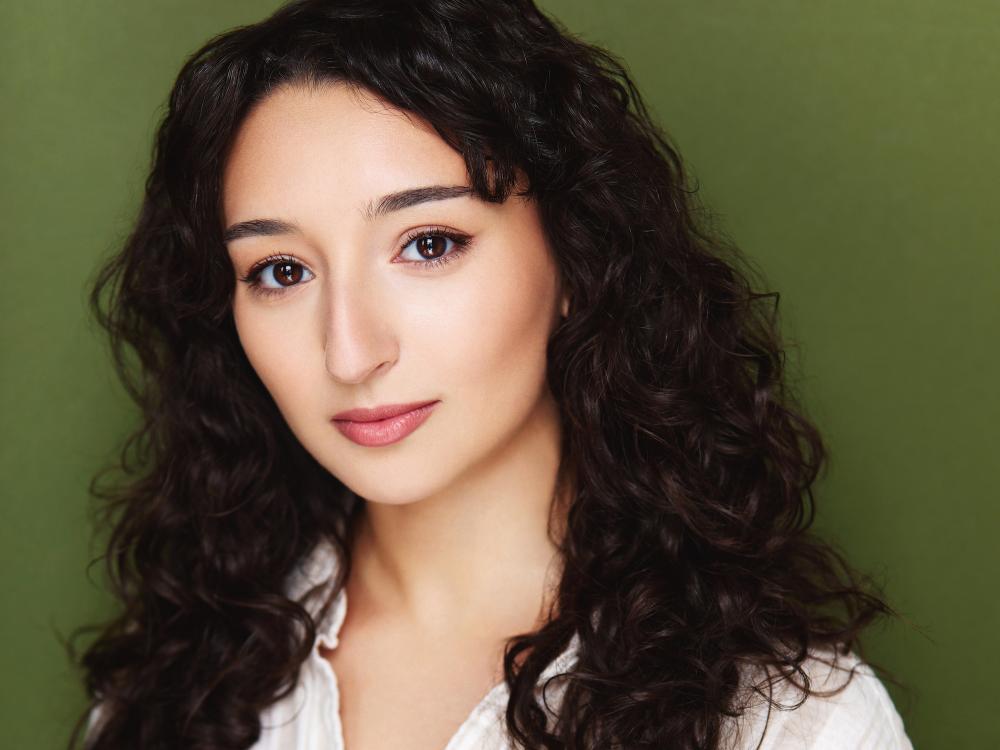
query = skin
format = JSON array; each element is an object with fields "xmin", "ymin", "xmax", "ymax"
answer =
[{"xmin": 223, "ymin": 81, "xmax": 571, "ymax": 653}]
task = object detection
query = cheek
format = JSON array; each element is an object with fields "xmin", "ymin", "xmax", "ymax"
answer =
[
  {"xmin": 233, "ymin": 301, "xmax": 317, "ymax": 412},
  {"xmin": 427, "ymin": 246, "xmax": 558, "ymax": 406}
]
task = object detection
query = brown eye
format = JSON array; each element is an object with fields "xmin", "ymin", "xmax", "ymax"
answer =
[
  {"xmin": 414, "ymin": 235, "xmax": 449, "ymax": 259},
  {"xmin": 272, "ymin": 261, "xmax": 304, "ymax": 285},
  {"xmin": 240, "ymin": 255, "xmax": 315, "ymax": 297},
  {"xmin": 397, "ymin": 229, "xmax": 472, "ymax": 267}
]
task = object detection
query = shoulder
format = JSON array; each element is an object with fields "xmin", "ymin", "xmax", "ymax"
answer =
[{"xmin": 720, "ymin": 647, "xmax": 913, "ymax": 750}]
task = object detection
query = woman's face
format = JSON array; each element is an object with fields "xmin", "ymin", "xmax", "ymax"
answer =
[{"xmin": 223, "ymin": 81, "xmax": 567, "ymax": 505}]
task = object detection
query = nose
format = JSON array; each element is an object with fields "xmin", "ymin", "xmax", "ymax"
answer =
[{"xmin": 323, "ymin": 276, "xmax": 398, "ymax": 385}]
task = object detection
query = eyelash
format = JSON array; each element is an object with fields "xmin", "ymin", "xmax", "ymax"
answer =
[{"xmin": 236, "ymin": 226, "xmax": 473, "ymax": 298}]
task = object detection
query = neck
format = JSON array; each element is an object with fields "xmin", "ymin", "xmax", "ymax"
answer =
[{"xmin": 348, "ymin": 391, "xmax": 571, "ymax": 639}]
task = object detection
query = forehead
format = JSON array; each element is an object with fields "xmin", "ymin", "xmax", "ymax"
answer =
[{"xmin": 221, "ymin": 81, "xmax": 470, "ymax": 223}]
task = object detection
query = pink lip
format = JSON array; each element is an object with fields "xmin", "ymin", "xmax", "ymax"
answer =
[{"xmin": 332, "ymin": 400, "xmax": 440, "ymax": 447}]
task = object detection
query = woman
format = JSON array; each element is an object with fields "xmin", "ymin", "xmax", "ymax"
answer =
[{"xmin": 72, "ymin": 0, "xmax": 914, "ymax": 748}]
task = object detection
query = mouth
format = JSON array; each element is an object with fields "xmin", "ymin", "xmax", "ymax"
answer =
[{"xmin": 331, "ymin": 400, "xmax": 440, "ymax": 447}]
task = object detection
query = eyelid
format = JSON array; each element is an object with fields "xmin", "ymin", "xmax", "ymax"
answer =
[
  {"xmin": 238, "ymin": 253, "xmax": 306, "ymax": 283},
  {"xmin": 237, "ymin": 224, "xmax": 473, "ymax": 297},
  {"xmin": 394, "ymin": 225, "xmax": 473, "ymax": 264},
  {"xmin": 240, "ymin": 225, "xmax": 470, "ymax": 272}
]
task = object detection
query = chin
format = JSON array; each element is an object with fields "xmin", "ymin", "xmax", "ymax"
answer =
[
  {"xmin": 334, "ymin": 466, "xmax": 461, "ymax": 507},
  {"xmin": 313, "ymin": 439, "xmax": 467, "ymax": 503},
  {"xmin": 294, "ymin": 405, "xmax": 517, "ymax": 506}
]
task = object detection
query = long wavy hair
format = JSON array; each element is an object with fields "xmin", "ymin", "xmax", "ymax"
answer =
[{"xmin": 69, "ymin": 0, "xmax": 899, "ymax": 748}]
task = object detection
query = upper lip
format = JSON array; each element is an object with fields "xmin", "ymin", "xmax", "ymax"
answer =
[{"xmin": 332, "ymin": 400, "xmax": 438, "ymax": 423}]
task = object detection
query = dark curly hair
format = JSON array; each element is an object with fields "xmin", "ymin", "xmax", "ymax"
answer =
[{"xmin": 69, "ymin": 0, "xmax": 900, "ymax": 748}]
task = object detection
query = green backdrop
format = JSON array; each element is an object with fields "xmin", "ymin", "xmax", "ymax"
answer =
[{"xmin": 2, "ymin": 1, "xmax": 997, "ymax": 747}]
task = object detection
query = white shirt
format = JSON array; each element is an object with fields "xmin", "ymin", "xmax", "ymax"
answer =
[
  {"xmin": 86, "ymin": 539, "xmax": 914, "ymax": 749},
  {"xmin": 249, "ymin": 539, "xmax": 915, "ymax": 750}
]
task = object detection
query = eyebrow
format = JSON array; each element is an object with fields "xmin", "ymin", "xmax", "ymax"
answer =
[{"xmin": 223, "ymin": 184, "xmax": 474, "ymax": 243}]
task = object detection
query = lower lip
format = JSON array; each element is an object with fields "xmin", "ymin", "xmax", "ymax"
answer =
[{"xmin": 332, "ymin": 402, "xmax": 439, "ymax": 447}]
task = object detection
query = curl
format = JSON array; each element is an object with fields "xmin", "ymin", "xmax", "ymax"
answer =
[{"xmin": 69, "ymin": 1, "xmax": 899, "ymax": 748}]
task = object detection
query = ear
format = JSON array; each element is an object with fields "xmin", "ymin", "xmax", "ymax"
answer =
[{"xmin": 560, "ymin": 292, "xmax": 570, "ymax": 318}]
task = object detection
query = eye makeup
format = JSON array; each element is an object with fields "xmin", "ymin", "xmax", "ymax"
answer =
[{"xmin": 236, "ymin": 226, "xmax": 474, "ymax": 298}]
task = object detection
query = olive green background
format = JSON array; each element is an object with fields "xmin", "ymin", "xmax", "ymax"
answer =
[{"xmin": 2, "ymin": 1, "xmax": 997, "ymax": 747}]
